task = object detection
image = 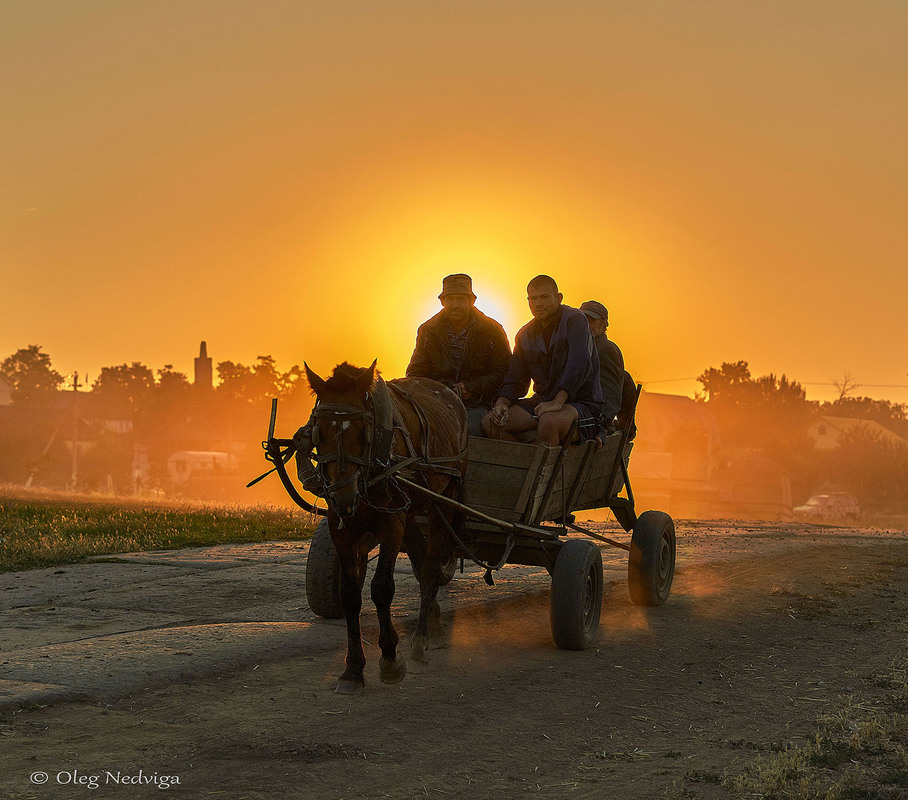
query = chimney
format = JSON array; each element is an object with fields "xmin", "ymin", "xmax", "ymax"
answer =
[{"xmin": 194, "ymin": 341, "xmax": 213, "ymax": 390}]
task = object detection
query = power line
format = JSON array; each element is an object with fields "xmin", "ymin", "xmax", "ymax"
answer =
[
  {"xmin": 801, "ymin": 383, "xmax": 908, "ymax": 388},
  {"xmin": 639, "ymin": 377, "xmax": 908, "ymax": 389}
]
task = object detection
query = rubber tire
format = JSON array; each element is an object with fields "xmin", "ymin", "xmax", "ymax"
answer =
[
  {"xmin": 305, "ymin": 518, "xmax": 343, "ymax": 619},
  {"xmin": 550, "ymin": 539, "xmax": 604, "ymax": 650},
  {"xmin": 628, "ymin": 510, "xmax": 676, "ymax": 607},
  {"xmin": 439, "ymin": 552, "xmax": 458, "ymax": 586}
]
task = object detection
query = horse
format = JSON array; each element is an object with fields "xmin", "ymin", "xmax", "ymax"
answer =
[{"xmin": 301, "ymin": 360, "xmax": 468, "ymax": 694}]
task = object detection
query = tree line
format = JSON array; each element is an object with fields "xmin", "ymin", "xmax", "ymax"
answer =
[
  {"xmin": 694, "ymin": 361, "xmax": 908, "ymax": 510},
  {"xmin": 2, "ymin": 347, "xmax": 906, "ymax": 510},
  {"xmin": 0, "ymin": 345, "xmax": 311, "ymax": 412}
]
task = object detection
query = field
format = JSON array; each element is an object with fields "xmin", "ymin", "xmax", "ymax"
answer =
[
  {"xmin": 0, "ymin": 494, "xmax": 907, "ymax": 799},
  {"xmin": 0, "ymin": 486, "xmax": 315, "ymax": 572}
]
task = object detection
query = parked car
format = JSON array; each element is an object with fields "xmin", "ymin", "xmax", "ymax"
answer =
[{"xmin": 793, "ymin": 493, "xmax": 861, "ymax": 524}]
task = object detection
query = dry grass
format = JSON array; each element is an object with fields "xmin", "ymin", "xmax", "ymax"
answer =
[{"xmin": 717, "ymin": 647, "xmax": 908, "ymax": 799}]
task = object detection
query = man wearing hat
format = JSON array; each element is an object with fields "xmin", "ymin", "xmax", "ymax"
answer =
[
  {"xmin": 580, "ymin": 300, "xmax": 625, "ymax": 433},
  {"xmin": 406, "ymin": 274, "xmax": 511, "ymax": 436}
]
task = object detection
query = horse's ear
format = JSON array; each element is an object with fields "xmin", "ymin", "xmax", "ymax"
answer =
[
  {"xmin": 359, "ymin": 360, "xmax": 378, "ymax": 393},
  {"xmin": 304, "ymin": 362, "xmax": 327, "ymax": 396}
]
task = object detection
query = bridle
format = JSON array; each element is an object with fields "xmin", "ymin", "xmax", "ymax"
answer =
[
  {"xmin": 302, "ymin": 381, "xmax": 404, "ymax": 518},
  {"xmin": 310, "ymin": 401, "xmax": 375, "ymax": 506}
]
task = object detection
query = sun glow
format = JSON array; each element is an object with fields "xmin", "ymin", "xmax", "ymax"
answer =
[{"xmin": 288, "ymin": 162, "xmax": 669, "ymax": 381}]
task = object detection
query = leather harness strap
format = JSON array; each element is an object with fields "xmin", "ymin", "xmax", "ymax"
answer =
[{"xmin": 291, "ymin": 378, "xmax": 465, "ymax": 516}]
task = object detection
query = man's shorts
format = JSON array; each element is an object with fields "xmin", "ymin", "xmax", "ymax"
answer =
[{"xmin": 513, "ymin": 398, "xmax": 602, "ymax": 443}]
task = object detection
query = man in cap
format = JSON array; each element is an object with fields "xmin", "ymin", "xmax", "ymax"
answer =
[
  {"xmin": 483, "ymin": 275, "xmax": 602, "ymax": 446},
  {"xmin": 406, "ymin": 273, "xmax": 511, "ymax": 436},
  {"xmin": 579, "ymin": 300, "xmax": 625, "ymax": 433}
]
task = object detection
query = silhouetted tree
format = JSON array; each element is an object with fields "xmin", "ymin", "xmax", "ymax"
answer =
[
  {"xmin": 0, "ymin": 345, "xmax": 64, "ymax": 405},
  {"xmin": 156, "ymin": 365, "xmax": 191, "ymax": 395},
  {"xmin": 697, "ymin": 360, "xmax": 752, "ymax": 405},
  {"xmin": 696, "ymin": 360, "xmax": 816, "ymax": 449},
  {"xmin": 92, "ymin": 362, "xmax": 156, "ymax": 414},
  {"xmin": 278, "ymin": 364, "xmax": 310, "ymax": 403},
  {"xmin": 216, "ymin": 356, "xmax": 302, "ymax": 405}
]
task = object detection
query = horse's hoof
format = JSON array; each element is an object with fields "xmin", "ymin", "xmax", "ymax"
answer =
[
  {"xmin": 407, "ymin": 657, "xmax": 427, "ymax": 675},
  {"xmin": 335, "ymin": 678, "xmax": 365, "ymax": 695},
  {"xmin": 379, "ymin": 656, "xmax": 407, "ymax": 685}
]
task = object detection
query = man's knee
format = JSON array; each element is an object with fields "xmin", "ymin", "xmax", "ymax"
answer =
[
  {"xmin": 536, "ymin": 413, "xmax": 565, "ymax": 444},
  {"xmin": 538, "ymin": 407, "xmax": 578, "ymax": 444}
]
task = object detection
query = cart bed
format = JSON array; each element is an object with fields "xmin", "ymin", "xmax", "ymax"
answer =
[{"xmin": 463, "ymin": 431, "xmax": 630, "ymax": 525}]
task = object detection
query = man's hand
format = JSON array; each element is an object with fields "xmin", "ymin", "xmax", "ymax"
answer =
[
  {"xmin": 534, "ymin": 390, "xmax": 568, "ymax": 418},
  {"xmin": 491, "ymin": 397, "xmax": 511, "ymax": 427},
  {"xmin": 452, "ymin": 382, "xmax": 478, "ymax": 403},
  {"xmin": 533, "ymin": 399, "xmax": 563, "ymax": 417}
]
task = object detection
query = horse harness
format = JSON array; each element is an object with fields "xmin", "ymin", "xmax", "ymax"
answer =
[{"xmin": 296, "ymin": 378, "xmax": 466, "ymax": 517}]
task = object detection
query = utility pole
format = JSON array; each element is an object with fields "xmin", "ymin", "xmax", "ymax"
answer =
[{"xmin": 70, "ymin": 371, "xmax": 82, "ymax": 490}]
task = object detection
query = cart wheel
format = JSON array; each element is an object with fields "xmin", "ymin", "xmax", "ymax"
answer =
[
  {"xmin": 550, "ymin": 540, "xmax": 603, "ymax": 650},
  {"xmin": 628, "ymin": 510, "xmax": 675, "ymax": 606},
  {"xmin": 407, "ymin": 540, "xmax": 457, "ymax": 586},
  {"xmin": 439, "ymin": 552, "xmax": 458, "ymax": 586},
  {"xmin": 305, "ymin": 518, "xmax": 343, "ymax": 619}
]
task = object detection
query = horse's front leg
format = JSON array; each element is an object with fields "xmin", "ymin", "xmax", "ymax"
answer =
[
  {"xmin": 371, "ymin": 517, "xmax": 407, "ymax": 685},
  {"xmin": 333, "ymin": 535, "xmax": 369, "ymax": 694}
]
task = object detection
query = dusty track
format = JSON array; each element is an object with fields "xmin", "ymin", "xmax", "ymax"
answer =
[{"xmin": 1, "ymin": 521, "xmax": 907, "ymax": 799}]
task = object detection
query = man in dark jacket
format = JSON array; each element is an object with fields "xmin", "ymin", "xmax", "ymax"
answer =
[
  {"xmin": 484, "ymin": 275, "xmax": 602, "ymax": 446},
  {"xmin": 406, "ymin": 273, "xmax": 511, "ymax": 435}
]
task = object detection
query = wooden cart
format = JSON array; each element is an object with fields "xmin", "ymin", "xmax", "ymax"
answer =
[{"xmin": 302, "ymin": 426, "xmax": 676, "ymax": 651}]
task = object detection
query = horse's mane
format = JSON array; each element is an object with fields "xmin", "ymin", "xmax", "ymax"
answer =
[{"xmin": 323, "ymin": 362, "xmax": 378, "ymax": 394}]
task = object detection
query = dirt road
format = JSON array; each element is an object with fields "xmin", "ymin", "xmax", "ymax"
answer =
[{"xmin": 2, "ymin": 521, "xmax": 907, "ymax": 799}]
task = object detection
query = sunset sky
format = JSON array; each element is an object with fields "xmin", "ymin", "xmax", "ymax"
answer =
[{"xmin": 3, "ymin": 2, "xmax": 907, "ymax": 403}]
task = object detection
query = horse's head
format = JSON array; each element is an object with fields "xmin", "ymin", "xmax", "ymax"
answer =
[{"xmin": 305, "ymin": 360, "xmax": 378, "ymax": 518}]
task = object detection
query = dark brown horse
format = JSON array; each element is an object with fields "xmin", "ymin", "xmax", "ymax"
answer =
[{"xmin": 302, "ymin": 361, "xmax": 467, "ymax": 694}]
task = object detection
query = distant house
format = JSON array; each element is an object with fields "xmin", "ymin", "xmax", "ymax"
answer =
[
  {"xmin": 807, "ymin": 416, "xmax": 906, "ymax": 450},
  {"xmin": 167, "ymin": 450, "xmax": 238, "ymax": 485},
  {"xmin": 629, "ymin": 392, "xmax": 793, "ymax": 521}
]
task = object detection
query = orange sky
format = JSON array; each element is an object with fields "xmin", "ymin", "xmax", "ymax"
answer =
[{"xmin": 3, "ymin": 2, "xmax": 907, "ymax": 403}]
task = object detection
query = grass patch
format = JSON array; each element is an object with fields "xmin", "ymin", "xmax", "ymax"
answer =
[
  {"xmin": 723, "ymin": 647, "xmax": 908, "ymax": 799},
  {"xmin": 0, "ymin": 489, "xmax": 315, "ymax": 572}
]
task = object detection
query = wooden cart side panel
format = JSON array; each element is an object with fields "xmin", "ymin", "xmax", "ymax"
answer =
[
  {"xmin": 463, "ymin": 437, "xmax": 554, "ymax": 522},
  {"xmin": 532, "ymin": 432, "xmax": 624, "ymax": 520},
  {"xmin": 528, "ymin": 444, "xmax": 592, "ymax": 523},
  {"xmin": 569, "ymin": 439, "xmax": 634, "ymax": 513},
  {"xmin": 566, "ymin": 434, "xmax": 620, "ymax": 509},
  {"xmin": 512, "ymin": 443, "xmax": 552, "ymax": 518},
  {"xmin": 461, "ymin": 432, "xmax": 632, "ymax": 523}
]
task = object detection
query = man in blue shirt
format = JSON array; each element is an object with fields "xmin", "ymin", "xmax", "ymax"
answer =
[{"xmin": 483, "ymin": 275, "xmax": 602, "ymax": 446}]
